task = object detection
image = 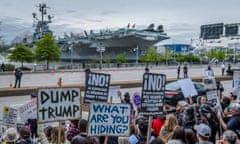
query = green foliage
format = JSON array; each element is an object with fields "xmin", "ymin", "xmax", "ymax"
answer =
[
  {"xmin": 5, "ymin": 64, "xmax": 15, "ymax": 71},
  {"xmin": 206, "ymin": 49, "xmax": 217, "ymax": 59},
  {"xmin": 103, "ymin": 55, "xmax": 111, "ymax": 63},
  {"xmin": 176, "ymin": 53, "xmax": 185, "ymax": 62},
  {"xmin": 216, "ymin": 48, "xmax": 225, "ymax": 60},
  {"xmin": 116, "ymin": 52, "xmax": 128, "ymax": 63},
  {"xmin": 35, "ymin": 34, "xmax": 61, "ymax": 70},
  {"xmin": 8, "ymin": 43, "xmax": 34, "ymax": 68},
  {"xmin": 145, "ymin": 47, "xmax": 158, "ymax": 63}
]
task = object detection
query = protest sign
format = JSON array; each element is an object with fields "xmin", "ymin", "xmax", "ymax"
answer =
[
  {"xmin": 2, "ymin": 106, "xmax": 18, "ymax": 125},
  {"xmin": 108, "ymin": 86, "xmax": 120, "ymax": 98},
  {"xmin": 141, "ymin": 73, "xmax": 166, "ymax": 116},
  {"xmin": 19, "ymin": 99, "xmax": 37, "ymax": 122},
  {"xmin": 203, "ymin": 77, "xmax": 216, "ymax": 90},
  {"xmin": 88, "ymin": 103, "xmax": 130, "ymax": 136},
  {"xmin": 133, "ymin": 92, "xmax": 141, "ymax": 107},
  {"xmin": 233, "ymin": 71, "xmax": 240, "ymax": 88},
  {"xmin": 38, "ymin": 88, "xmax": 81, "ymax": 123},
  {"xmin": 84, "ymin": 72, "xmax": 111, "ymax": 103},
  {"xmin": 206, "ymin": 90, "xmax": 222, "ymax": 112},
  {"xmin": 178, "ymin": 78, "xmax": 197, "ymax": 97}
]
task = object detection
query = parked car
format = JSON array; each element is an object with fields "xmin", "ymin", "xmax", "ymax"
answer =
[{"xmin": 164, "ymin": 81, "xmax": 209, "ymax": 106}]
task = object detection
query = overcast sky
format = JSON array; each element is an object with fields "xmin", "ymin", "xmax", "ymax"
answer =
[{"xmin": 0, "ymin": 0, "xmax": 240, "ymax": 44}]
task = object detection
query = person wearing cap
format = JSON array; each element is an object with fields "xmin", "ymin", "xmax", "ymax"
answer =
[
  {"xmin": 195, "ymin": 123, "xmax": 213, "ymax": 144},
  {"xmin": 2, "ymin": 127, "xmax": 19, "ymax": 144}
]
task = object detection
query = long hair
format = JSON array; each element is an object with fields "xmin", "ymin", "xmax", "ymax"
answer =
[
  {"xmin": 164, "ymin": 114, "xmax": 178, "ymax": 132},
  {"xmin": 50, "ymin": 127, "xmax": 66, "ymax": 143}
]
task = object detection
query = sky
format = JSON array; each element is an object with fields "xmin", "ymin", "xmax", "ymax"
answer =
[{"xmin": 0, "ymin": 0, "xmax": 240, "ymax": 45}]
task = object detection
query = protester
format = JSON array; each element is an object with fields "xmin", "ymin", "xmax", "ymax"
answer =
[
  {"xmin": 14, "ymin": 68, "xmax": 23, "ymax": 88},
  {"xmin": 152, "ymin": 114, "xmax": 165, "ymax": 137},
  {"xmin": 219, "ymin": 130, "xmax": 238, "ymax": 144},
  {"xmin": 25, "ymin": 93, "xmax": 38, "ymax": 139},
  {"xmin": 195, "ymin": 123, "xmax": 213, "ymax": 144},
  {"xmin": 2, "ymin": 127, "xmax": 19, "ymax": 144},
  {"xmin": 66, "ymin": 120, "xmax": 80, "ymax": 142},
  {"xmin": 159, "ymin": 114, "xmax": 178, "ymax": 143},
  {"xmin": 16, "ymin": 126, "xmax": 34, "ymax": 144},
  {"xmin": 218, "ymin": 103, "xmax": 240, "ymax": 132}
]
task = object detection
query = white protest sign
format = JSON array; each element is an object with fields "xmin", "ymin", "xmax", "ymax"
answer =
[
  {"xmin": 203, "ymin": 77, "xmax": 216, "ymax": 90},
  {"xmin": 108, "ymin": 86, "xmax": 120, "ymax": 98},
  {"xmin": 2, "ymin": 106, "xmax": 18, "ymax": 125},
  {"xmin": 88, "ymin": 103, "xmax": 130, "ymax": 136},
  {"xmin": 178, "ymin": 78, "xmax": 197, "ymax": 98},
  {"xmin": 19, "ymin": 99, "xmax": 37, "ymax": 122},
  {"xmin": 206, "ymin": 90, "xmax": 222, "ymax": 112},
  {"xmin": 233, "ymin": 71, "xmax": 240, "ymax": 88},
  {"xmin": 38, "ymin": 88, "xmax": 81, "ymax": 123}
]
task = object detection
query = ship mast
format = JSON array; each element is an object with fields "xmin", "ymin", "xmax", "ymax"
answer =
[{"xmin": 32, "ymin": 3, "xmax": 53, "ymax": 40}]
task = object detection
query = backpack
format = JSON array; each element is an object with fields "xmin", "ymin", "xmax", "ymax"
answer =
[{"xmin": 136, "ymin": 134, "xmax": 147, "ymax": 144}]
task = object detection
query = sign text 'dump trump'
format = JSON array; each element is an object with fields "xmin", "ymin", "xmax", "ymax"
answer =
[
  {"xmin": 38, "ymin": 88, "xmax": 81, "ymax": 122},
  {"xmin": 88, "ymin": 103, "xmax": 130, "ymax": 136}
]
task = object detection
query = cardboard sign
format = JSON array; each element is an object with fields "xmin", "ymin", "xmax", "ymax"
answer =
[
  {"xmin": 84, "ymin": 72, "xmax": 111, "ymax": 103},
  {"xmin": 38, "ymin": 88, "xmax": 81, "ymax": 123},
  {"xmin": 178, "ymin": 78, "xmax": 197, "ymax": 97},
  {"xmin": 203, "ymin": 77, "xmax": 216, "ymax": 90},
  {"xmin": 108, "ymin": 86, "xmax": 120, "ymax": 98},
  {"xmin": 233, "ymin": 71, "xmax": 240, "ymax": 88},
  {"xmin": 206, "ymin": 90, "xmax": 222, "ymax": 112},
  {"xmin": 141, "ymin": 73, "xmax": 166, "ymax": 116},
  {"xmin": 19, "ymin": 99, "xmax": 37, "ymax": 122},
  {"xmin": 2, "ymin": 106, "xmax": 18, "ymax": 125},
  {"xmin": 133, "ymin": 92, "xmax": 141, "ymax": 107},
  {"xmin": 88, "ymin": 103, "xmax": 130, "ymax": 136}
]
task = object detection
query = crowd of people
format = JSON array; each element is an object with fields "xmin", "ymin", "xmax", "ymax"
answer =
[
  {"xmin": 0, "ymin": 66, "xmax": 240, "ymax": 144},
  {"xmin": 1, "ymin": 89, "xmax": 240, "ymax": 144}
]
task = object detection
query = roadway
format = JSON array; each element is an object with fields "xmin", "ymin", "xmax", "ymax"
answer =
[{"xmin": 0, "ymin": 65, "xmax": 235, "ymax": 124}]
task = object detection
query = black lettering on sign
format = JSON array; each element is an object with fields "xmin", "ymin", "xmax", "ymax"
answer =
[{"xmin": 38, "ymin": 88, "xmax": 81, "ymax": 122}]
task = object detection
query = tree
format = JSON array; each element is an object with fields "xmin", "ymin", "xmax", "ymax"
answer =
[
  {"xmin": 35, "ymin": 34, "xmax": 62, "ymax": 70},
  {"xmin": 8, "ymin": 43, "xmax": 34, "ymax": 68},
  {"xmin": 116, "ymin": 52, "xmax": 128, "ymax": 63},
  {"xmin": 216, "ymin": 48, "xmax": 225, "ymax": 61},
  {"xmin": 145, "ymin": 47, "xmax": 158, "ymax": 63}
]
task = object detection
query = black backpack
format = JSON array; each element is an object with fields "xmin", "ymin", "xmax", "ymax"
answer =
[{"xmin": 136, "ymin": 134, "xmax": 147, "ymax": 144}]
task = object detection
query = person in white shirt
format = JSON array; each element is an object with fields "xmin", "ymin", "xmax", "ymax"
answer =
[{"xmin": 221, "ymin": 63, "xmax": 225, "ymax": 76}]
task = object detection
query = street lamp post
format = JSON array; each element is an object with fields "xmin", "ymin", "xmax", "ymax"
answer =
[
  {"xmin": 97, "ymin": 44, "xmax": 105, "ymax": 70},
  {"xmin": 134, "ymin": 46, "xmax": 139, "ymax": 64},
  {"xmin": 69, "ymin": 44, "xmax": 73, "ymax": 69}
]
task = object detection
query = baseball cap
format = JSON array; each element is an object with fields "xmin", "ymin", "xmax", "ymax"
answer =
[
  {"xmin": 177, "ymin": 101, "xmax": 188, "ymax": 107},
  {"xmin": 30, "ymin": 93, "xmax": 37, "ymax": 97},
  {"xmin": 194, "ymin": 123, "xmax": 211, "ymax": 138}
]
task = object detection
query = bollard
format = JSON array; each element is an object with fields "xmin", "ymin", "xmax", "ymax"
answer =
[{"xmin": 57, "ymin": 77, "xmax": 62, "ymax": 87}]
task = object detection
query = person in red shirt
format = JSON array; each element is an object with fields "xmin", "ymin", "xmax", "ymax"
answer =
[{"xmin": 152, "ymin": 114, "xmax": 165, "ymax": 137}]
